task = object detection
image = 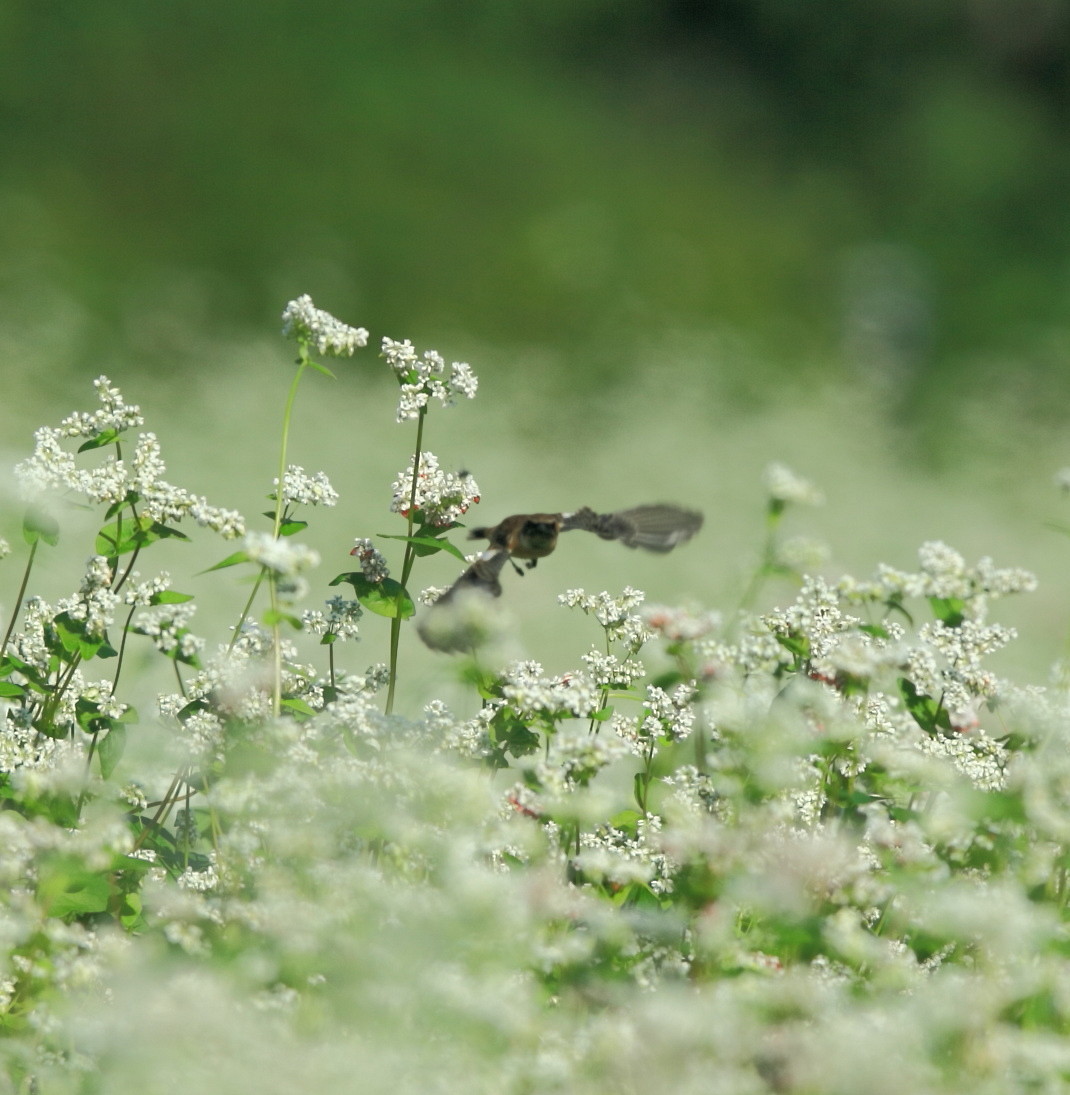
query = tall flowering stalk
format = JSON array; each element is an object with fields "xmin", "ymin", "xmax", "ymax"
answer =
[
  {"xmin": 266, "ymin": 296, "xmax": 368, "ymax": 713},
  {"xmin": 379, "ymin": 337, "xmax": 479, "ymax": 713}
]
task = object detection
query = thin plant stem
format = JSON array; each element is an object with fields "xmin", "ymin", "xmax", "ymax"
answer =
[
  {"xmin": 0, "ymin": 539, "xmax": 38, "ymax": 661},
  {"xmin": 266, "ymin": 343, "xmax": 310, "ymax": 716},
  {"xmin": 385, "ymin": 406, "xmax": 426, "ymax": 715}
]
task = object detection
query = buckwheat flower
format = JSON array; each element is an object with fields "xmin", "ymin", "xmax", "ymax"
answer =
[
  {"xmin": 281, "ymin": 294, "xmax": 369, "ymax": 357},
  {"xmin": 500, "ymin": 664, "xmax": 601, "ymax": 719},
  {"xmin": 762, "ymin": 576, "xmax": 860, "ymax": 660},
  {"xmin": 644, "ymin": 604, "xmax": 720, "ymax": 643},
  {"xmin": 14, "ymin": 427, "xmax": 77, "ymax": 496},
  {"xmin": 273, "ymin": 465, "xmax": 338, "ymax": 508},
  {"xmin": 532, "ymin": 721, "xmax": 631, "ymax": 790},
  {"xmin": 763, "ymin": 462, "xmax": 824, "ymax": 506},
  {"xmin": 135, "ymin": 601, "xmax": 204, "ymax": 660},
  {"xmin": 301, "ymin": 594, "xmax": 362, "ymax": 641},
  {"xmin": 639, "ymin": 683, "xmax": 696, "ymax": 743},
  {"xmin": 71, "ymin": 453, "xmax": 128, "ymax": 506},
  {"xmin": 189, "ymin": 499, "xmax": 245, "ymax": 539},
  {"xmin": 558, "ymin": 587, "xmax": 653, "ymax": 648},
  {"xmin": 390, "ymin": 451, "xmax": 481, "ymax": 527},
  {"xmin": 122, "ymin": 570, "xmax": 173, "ymax": 606},
  {"xmin": 243, "ymin": 530, "xmax": 320, "ymax": 576},
  {"xmin": 581, "ymin": 649, "xmax": 646, "ymax": 688},
  {"xmin": 350, "ymin": 538, "xmax": 390, "ymax": 582},
  {"xmin": 59, "ymin": 375, "xmax": 144, "ymax": 437},
  {"xmin": 776, "ymin": 535, "xmax": 831, "ymax": 573},
  {"xmin": 61, "ymin": 555, "xmax": 119, "ymax": 637},
  {"xmin": 381, "ymin": 336, "xmax": 479, "ymax": 422}
]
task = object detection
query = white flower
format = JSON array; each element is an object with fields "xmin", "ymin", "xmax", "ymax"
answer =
[
  {"xmin": 281, "ymin": 294, "xmax": 369, "ymax": 356},
  {"xmin": 274, "ymin": 466, "xmax": 339, "ymax": 508},
  {"xmin": 242, "ymin": 531, "xmax": 320, "ymax": 576},
  {"xmin": 763, "ymin": 462, "xmax": 824, "ymax": 506},
  {"xmin": 381, "ymin": 336, "xmax": 479, "ymax": 422},
  {"xmin": 390, "ymin": 452, "xmax": 481, "ymax": 527}
]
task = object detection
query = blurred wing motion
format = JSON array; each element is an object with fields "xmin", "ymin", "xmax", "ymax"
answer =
[
  {"xmin": 561, "ymin": 504, "xmax": 704, "ymax": 552},
  {"xmin": 431, "ymin": 549, "xmax": 511, "ymax": 606},
  {"xmin": 419, "ymin": 502, "xmax": 703, "ymax": 651}
]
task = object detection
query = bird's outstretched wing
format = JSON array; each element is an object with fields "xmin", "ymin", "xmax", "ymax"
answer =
[
  {"xmin": 417, "ymin": 549, "xmax": 512, "ymax": 653},
  {"xmin": 561, "ymin": 504, "xmax": 703, "ymax": 552},
  {"xmin": 430, "ymin": 548, "xmax": 511, "ymax": 606}
]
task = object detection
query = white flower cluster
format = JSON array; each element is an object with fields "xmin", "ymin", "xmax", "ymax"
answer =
[
  {"xmin": 243, "ymin": 531, "xmax": 320, "ymax": 577},
  {"xmin": 499, "ymin": 661, "xmax": 602, "ymax": 719},
  {"xmin": 15, "ymin": 412, "xmax": 245, "ymax": 539},
  {"xmin": 60, "ymin": 375, "xmax": 145, "ymax": 437},
  {"xmin": 281, "ymin": 294, "xmax": 369, "ymax": 357},
  {"xmin": 523, "ymin": 722, "xmax": 632, "ymax": 795},
  {"xmin": 381, "ymin": 336, "xmax": 479, "ymax": 422},
  {"xmin": 121, "ymin": 571, "xmax": 173, "ymax": 607},
  {"xmin": 574, "ymin": 814, "xmax": 678, "ymax": 897},
  {"xmin": 762, "ymin": 575, "xmax": 861, "ymax": 661},
  {"xmin": 274, "ymin": 466, "xmax": 339, "ymax": 508},
  {"xmin": 301, "ymin": 594, "xmax": 363, "ymax": 641},
  {"xmin": 350, "ymin": 538, "xmax": 390, "ymax": 582},
  {"xmin": 389, "ymin": 451, "xmax": 481, "ymax": 527},
  {"xmin": 643, "ymin": 603, "xmax": 721, "ymax": 643},
  {"xmin": 839, "ymin": 541, "xmax": 1037, "ymax": 616},
  {"xmin": 558, "ymin": 587, "xmax": 652, "ymax": 649},
  {"xmin": 134, "ymin": 601, "xmax": 204, "ymax": 662},
  {"xmin": 64, "ymin": 555, "xmax": 121, "ymax": 638},
  {"xmin": 580, "ymin": 649, "xmax": 646, "ymax": 688},
  {"xmin": 763, "ymin": 462, "xmax": 824, "ymax": 506},
  {"xmin": 639, "ymin": 683, "xmax": 696, "ymax": 744}
]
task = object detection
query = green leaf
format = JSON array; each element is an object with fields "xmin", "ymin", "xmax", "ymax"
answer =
[
  {"xmin": 898, "ymin": 677, "xmax": 951, "ymax": 735},
  {"xmin": 200, "ymin": 550, "xmax": 250, "ymax": 574},
  {"xmin": 97, "ymin": 723, "xmax": 127, "ymax": 779},
  {"xmin": 0, "ymin": 681, "xmax": 26, "ymax": 698},
  {"xmin": 38, "ymin": 857, "xmax": 111, "ymax": 918},
  {"xmin": 150, "ymin": 590, "xmax": 194, "ymax": 605},
  {"xmin": 53, "ymin": 612, "xmax": 105, "ymax": 660},
  {"xmin": 259, "ymin": 513, "xmax": 308, "ymax": 536},
  {"xmin": 262, "ymin": 608, "xmax": 303, "ymax": 629},
  {"xmin": 489, "ymin": 706, "xmax": 541, "ymax": 760},
  {"xmin": 331, "ymin": 572, "xmax": 415, "ymax": 619},
  {"xmin": 307, "ymin": 359, "xmax": 337, "ymax": 379},
  {"xmin": 77, "ymin": 427, "xmax": 122, "ymax": 453},
  {"xmin": 378, "ymin": 532, "xmax": 467, "ymax": 562},
  {"xmin": 928, "ymin": 596, "xmax": 966, "ymax": 628},
  {"xmin": 280, "ymin": 697, "xmax": 317, "ymax": 720},
  {"xmin": 590, "ymin": 705, "xmax": 614, "ymax": 722},
  {"xmin": 96, "ymin": 514, "xmax": 187, "ymax": 557},
  {"xmin": 22, "ymin": 505, "xmax": 60, "ymax": 547},
  {"xmin": 775, "ymin": 630, "xmax": 811, "ymax": 661}
]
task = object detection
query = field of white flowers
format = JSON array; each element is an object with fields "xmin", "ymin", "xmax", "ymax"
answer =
[{"xmin": 2, "ymin": 297, "xmax": 1070, "ymax": 1094}]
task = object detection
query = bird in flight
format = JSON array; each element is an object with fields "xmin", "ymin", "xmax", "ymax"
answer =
[{"xmin": 429, "ymin": 503, "xmax": 703, "ymax": 609}]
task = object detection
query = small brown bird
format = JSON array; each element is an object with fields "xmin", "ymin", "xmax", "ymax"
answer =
[{"xmin": 431, "ymin": 504, "xmax": 704, "ymax": 608}]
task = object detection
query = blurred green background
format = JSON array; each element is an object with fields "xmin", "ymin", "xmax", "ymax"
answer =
[{"xmin": 3, "ymin": 0, "xmax": 1070, "ymax": 702}]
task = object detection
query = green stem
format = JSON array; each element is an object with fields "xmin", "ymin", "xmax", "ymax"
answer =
[
  {"xmin": 385, "ymin": 407, "xmax": 426, "ymax": 715},
  {"xmin": 111, "ymin": 604, "xmax": 139, "ymax": 693},
  {"xmin": 735, "ymin": 501, "xmax": 785, "ymax": 619},
  {"xmin": 266, "ymin": 345, "xmax": 310, "ymax": 716},
  {"xmin": 0, "ymin": 539, "xmax": 38, "ymax": 661},
  {"xmin": 227, "ymin": 570, "xmax": 267, "ymax": 656},
  {"xmin": 275, "ymin": 351, "xmax": 308, "ymax": 539}
]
